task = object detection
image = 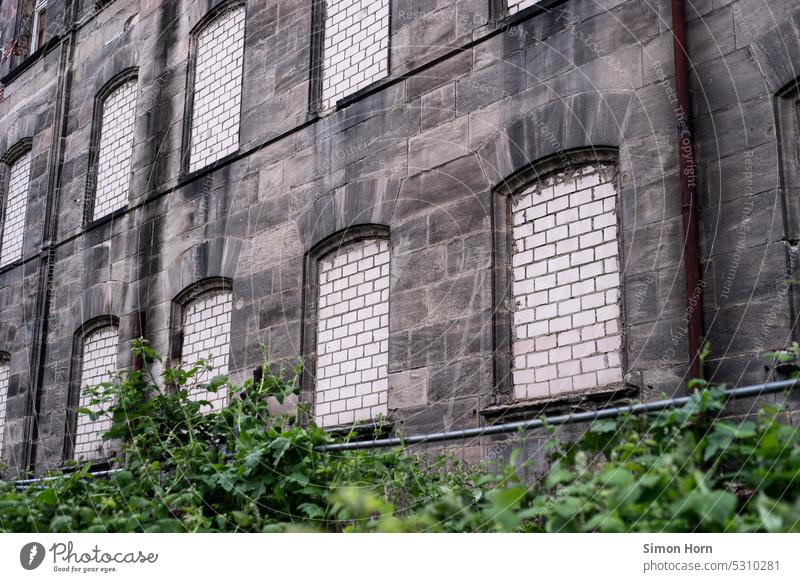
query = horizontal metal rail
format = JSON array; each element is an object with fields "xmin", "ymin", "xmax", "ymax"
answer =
[
  {"xmin": 13, "ymin": 468, "xmax": 120, "ymax": 489},
  {"xmin": 314, "ymin": 378, "xmax": 800, "ymax": 452},
  {"xmin": 6, "ymin": 378, "xmax": 798, "ymax": 487}
]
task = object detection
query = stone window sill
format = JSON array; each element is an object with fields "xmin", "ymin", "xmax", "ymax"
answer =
[
  {"xmin": 1, "ymin": 35, "xmax": 61, "ymax": 86},
  {"xmin": 480, "ymin": 382, "xmax": 639, "ymax": 422},
  {"xmin": 322, "ymin": 419, "xmax": 394, "ymax": 442},
  {"xmin": 0, "ymin": 257, "xmax": 25, "ymax": 276},
  {"xmin": 84, "ymin": 205, "xmax": 129, "ymax": 232},
  {"xmin": 500, "ymin": 0, "xmax": 569, "ymax": 27},
  {"xmin": 59, "ymin": 456, "xmax": 117, "ymax": 473}
]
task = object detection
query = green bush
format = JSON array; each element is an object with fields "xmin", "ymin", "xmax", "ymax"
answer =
[{"xmin": 1, "ymin": 340, "xmax": 798, "ymax": 532}]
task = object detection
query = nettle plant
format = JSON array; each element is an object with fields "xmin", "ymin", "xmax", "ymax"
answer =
[{"xmin": 0, "ymin": 340, "xmax": 799, "ymax": 532}]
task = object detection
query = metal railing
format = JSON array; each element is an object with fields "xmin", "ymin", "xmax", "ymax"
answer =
[
  {"xmin": 13, "ymin": 468, "xmax": 120, "ymax": 490},
  {"xmin": 315, "ymin": 378, "xmax": 800, "ymax": 452},
  {"xmin": 6, "ymin": 378, "xmax": 798, "ymax": 488}
]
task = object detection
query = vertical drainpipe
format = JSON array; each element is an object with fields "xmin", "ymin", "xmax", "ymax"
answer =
[
  {"xmin": 23, "ymin": 1, "xmax": 78, "ymax": 474},
  {"xmin": 671, "ymin": 0, "xmax": 705, "ymax": 381}
]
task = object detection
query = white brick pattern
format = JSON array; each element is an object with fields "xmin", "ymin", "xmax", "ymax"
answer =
[
  {"xmin": 508, "ymin": 0, "xmax": 542, "ymax": 15},
  {"xmin": 189, "ymin": 6, "xmax": 245, "ymax": 173},
  {"xmin": 322, "ymin": 0, "xmax": 389, "ymax": 109},
  {"xmin": 93, "ymin": 79, "xmax": 137, "ymax": 221},
  {"xmin": 181, "ymin": 289, "xmax": 232, "ymax": 410},
  {"xmin": 74, "ymin": 326, "xmax": 118, "ymax": 461},
  {"xmin": 511, "ymin": 164, "xmax": 623, "ymax": 399},
  {"xmin": 1, "ymin": 151, "xmax": 31, "ymax": 267},
  {"xmin": 0, "ymin": 358, "xmax": 9, "ymax": 458},
  {"xmin": 315, "ymin": 239, "xmax": 389, "ymax": 427}
]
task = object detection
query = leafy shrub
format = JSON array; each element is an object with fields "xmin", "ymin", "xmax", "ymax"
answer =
[{"xmin": 0, "ymin": 340, "xmax": 798, "ymax": 532}]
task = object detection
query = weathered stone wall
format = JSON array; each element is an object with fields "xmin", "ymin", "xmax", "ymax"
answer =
[
  {"xmin": 0, "ymin": 0, "xmax": 798, "ymax": 475},
  {"xmin": 0, "ymin": 27, "xmax": 62, "ymax": 472}
]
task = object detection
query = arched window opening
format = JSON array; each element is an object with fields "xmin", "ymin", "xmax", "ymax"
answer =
[
  {"xmin": 510, "ymin": 163, "xmax": 623, "ymax": 399},
  {"xmin": 72, "ymin": 324, "xmax": 119, "ymax": 461},
  {"xmin": 188, "ymin": 5, "xmax": 246, "ymax": 172},
  {"xmin": 0, "ymin": 149, "xmax": 32, "ymax": 268},
  {"xmin": 314, "ymin": 237, "xmax": 390, "ymax": 427}
]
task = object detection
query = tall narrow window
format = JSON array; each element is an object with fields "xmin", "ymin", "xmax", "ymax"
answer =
[
  {"xmin": 510, "ymin": 164, "xmax": 623, "ymax": 399},
  {"xmin": 0, "ymin": 355, "xmax": 9, "ymax": 459},
  {"xmin": 73, "ymin": 325, "xmax": 119, "ymax": 461},
  {"xmin": 315, "ymin": 238, "xmax": 389, "ymax": 427},
  {"xmin": 321, "ymin": 0, "xmax": 389, "ymax": 109},
  {"xmin": 180, "ymin": 288, "xmax": 233, "ymax": 410},
  {"xmin": 0, "ymin": 150, "xmax": 32, "ymax": 268},
  {"xmin": 188, "ymin": 6, "xmax": 246, "ymax": 173},
  {"xmin": 91, "ymin": 78, "xmax": 137, "ymax": 221},
  {"xmin": 29, "ymin": 0, "xmax": 47, "ymax": 54},
  {"xmin": 507, "ymin": 0, "xmax": 541, "ymax": 15}
]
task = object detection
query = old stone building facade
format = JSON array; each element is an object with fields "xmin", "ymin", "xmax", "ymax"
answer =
[{"xmin": 1, "ymin": 0, "xmax": 799, "ymax": 476}]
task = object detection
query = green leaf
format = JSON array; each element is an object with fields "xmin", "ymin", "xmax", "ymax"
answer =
[
  {"xmin": 544, "ymin": 464, "xmax": 573, "ymax": 488},
  {"xmin": 590, "ymin": 419, "xmax": 618, "ymax": 434},
  {"xmin": 552, "ymin": 496, "xmax": 584, "ymax": 520},
  {"xmin": 688, "ymin": 490, "xmax": 737, "ymax": 524},
  {"xmin": 269, "ymin": 437, "xmax": 292, "ymax": 466},
  {"xmin": 208, "ymin": 375, "xmax": 228, "ymax": 392},
  {"xmin": 599, "ymin": 466, "xmax": 634, "ymax": 487},
  {"xmin": 585, "ymin": 513, "xmax": 625, "ymax": 532},
  {"xmin": 756, "ymin": 495, "xmax": 783, "ymax": 532},
  {"xmin": 298, "ymin": 503, "xmax": 325, "ymax": 519},
  {"xmin": 37, "ymin": 488, "xmax": 59, "ymax": 505}
]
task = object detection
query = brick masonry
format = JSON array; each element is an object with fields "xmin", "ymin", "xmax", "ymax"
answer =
[
  {"xmin": 322, "ymin": 0, "xmax": 389, "ymax": 109},
  {"xmin": 315, "ymin": 238, "xmax": 390, "ymax": 427},
  {"xmin": 189, "ymin": 6, "xmax": 246, "ymax": 173},
  {"xmin": 181, "ymin": 289, "xmax": 233, "ymax": 411},
  {"xmin": 1, "ymin": 0, "xmax": 799, "ymax": 474},
  {"xmin": 0, "ymin": 357, "xmax": 8, "ymax": 460},
  {"xmin": 73, "ymin": 325, "xmax": 118, "ymax": 461},
  {"xmin": 511, "ymin": 164, "xmax": 623, "ymax": 399},
  {"xmin": 0, "ymin": 151, "xmax": 31, "ymax": 268},
  {"xmin": 93, "ymin": 79, "xmax": 137, "ymax": 221}
]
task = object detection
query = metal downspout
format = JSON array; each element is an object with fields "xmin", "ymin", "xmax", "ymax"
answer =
[
  {"xmin": 671, "ymin": 0, "xmax": 705, "ymax": 381},
  {"xmin": 23, "ymin": 2, "xmax": 79, "ymax": 474}
]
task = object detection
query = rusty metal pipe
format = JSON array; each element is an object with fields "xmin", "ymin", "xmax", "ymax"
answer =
[{"xmin": 671, "ymin": 0, "xmax": 705, "ymax": 380}]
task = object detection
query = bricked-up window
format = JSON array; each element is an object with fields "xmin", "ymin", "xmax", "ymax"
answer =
[
  {"xmin": 73, "ymin": 325, "xmax": 118, "ymax": 461},
  {"xmin": 188, "ymin": 6, "xmax": 246, "ymax": 173},
  {"xmin": 0, "ymin": 151, "xmax": 32, "ymax": 268},
  {"xmin": 0, "ymin": 355, "xmax": 9, "ymax": 458},
  {"xmin": 321, "ymin": 0, "xmax": 389, "ymax": 109},
  {"xmin": 315, "ymin": 238, "xmax": 389, "ymax": 427},
  {"xmin": 507, "ymin": 0, "xmax": 542, "ymax": 15},
  {"xmin": 180, "ymin": 289, "xmax": 233, "ymax": 410},
  {"xmin": 511, "ymin": 164, "xmax": 623, "ymax": 399},
  {"xmin": 92, "ymin": 78, "xmax": 137, "ymax": 221}
]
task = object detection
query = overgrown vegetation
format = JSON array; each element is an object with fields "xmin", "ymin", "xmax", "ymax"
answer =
[{"xmin": 1, "ymin": 340, "xmax": 799, "ymax": 532}]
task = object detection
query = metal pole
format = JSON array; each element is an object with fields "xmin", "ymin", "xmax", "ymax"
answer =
[
  {"xmin": 8, "ymin": 378, "xmax": 798, "ymax": 486},
  {"xmin": 671, "ymin": 0, "xmax": 705, "ymax": 380},
  {"xmin": 13, "ymin": 468, "xmax": 121, "ymax": 489},
  {"xmin": 315, "ymin": 378, "xmax": 800, "ymax": 452}
]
